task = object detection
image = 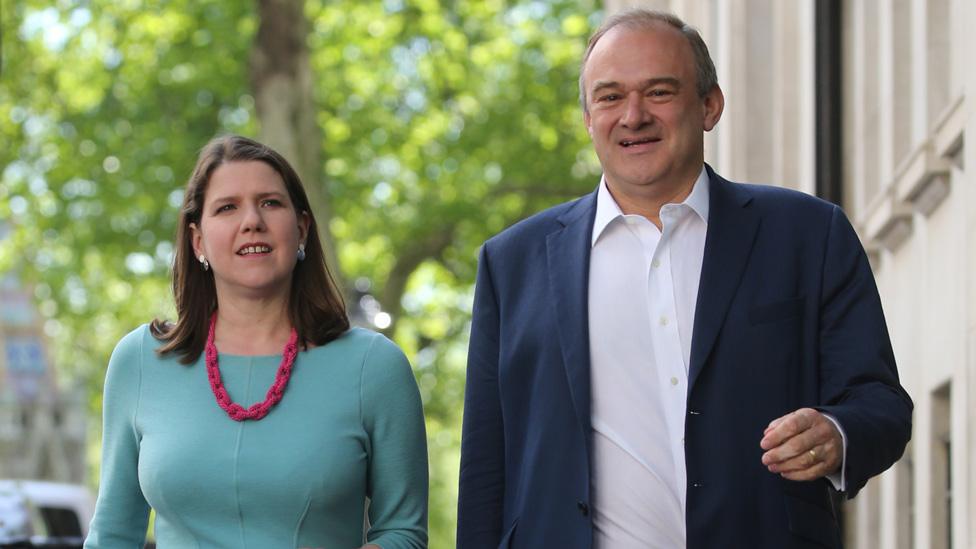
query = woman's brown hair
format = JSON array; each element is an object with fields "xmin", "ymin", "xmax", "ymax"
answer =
[{"xmin": 150, "ymin": 135, "xmax": 349, "ymax": 363}]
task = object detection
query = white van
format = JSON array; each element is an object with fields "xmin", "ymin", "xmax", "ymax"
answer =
[{"xmin": 0, "ymin": 479, "xmax": 93, "ymax": 548}]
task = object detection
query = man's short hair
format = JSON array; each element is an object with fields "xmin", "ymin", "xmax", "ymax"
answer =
[{"xmin": 579, "ymin": 9, "xmax": 719, "ymax": 110}]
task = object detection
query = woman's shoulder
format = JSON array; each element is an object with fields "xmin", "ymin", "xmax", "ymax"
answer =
[
  {"xmin": 321, "ymin": 326, "xmax": 399, "ymax": 355},
  {"xmin": 107, "ymin": 324, "xmax": 176, "ymax": 372},
  {"xmin": 111, "ymin": 324, "xmax": 154, "ymax": 359},
  {"xmin": 103, "ymin": 324, "xmax": 154, "ymax": 390},
  {"xmin": 315, "ymin": 327, "xmax": 410, "ymax": 377}
]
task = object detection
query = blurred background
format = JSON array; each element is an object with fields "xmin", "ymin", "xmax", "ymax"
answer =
[{"xmin": 2, "ymin": 0, "xmax": 974, "ymax": 547}]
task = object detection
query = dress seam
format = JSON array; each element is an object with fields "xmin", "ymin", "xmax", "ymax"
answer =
[
  {"xmin": 134, "ymin": 326, "xmax": 145, "ymax": 443},
  {"xmin": 233, "ymin": 357, "xmax": 254, "ymax": 548},
  {"xmin": 359, "ymin": 333, "xmax": 380, "ymax": 446}
]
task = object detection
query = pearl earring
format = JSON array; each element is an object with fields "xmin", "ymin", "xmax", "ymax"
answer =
[
  {"xmin": 199, "ymin": 254, "xmax": 210, "ymax": 271},
  {"xmin": 297, "ymin": 244, "xmax": 306, "ymax": 261}
]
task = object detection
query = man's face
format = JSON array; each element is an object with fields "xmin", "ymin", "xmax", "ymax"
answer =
[{"xmin": 582, "ymin": 24, "xmax": 722, "ymax": 197}]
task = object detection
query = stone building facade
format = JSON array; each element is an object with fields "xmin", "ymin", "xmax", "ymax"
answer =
[{"xmin": 0, "ymin": 226, "xmax": 87, "ymax": 483}]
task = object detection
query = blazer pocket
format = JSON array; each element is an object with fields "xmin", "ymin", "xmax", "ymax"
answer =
[
  {"xmin": 749, "ymin": 296, "xmax": 805, "ymax": 325},
  {"xmin": 784, "ymin": 492, "xmax": 841, "ymax": 548},
  {"xmin": 498, "ymin": 518, "xmax": 518, "ymax": 549}
]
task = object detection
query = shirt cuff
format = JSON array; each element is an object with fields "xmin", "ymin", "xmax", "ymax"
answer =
[{"xmin": 821, "ymin": 413, "xmax": 847, "ymax": 491}]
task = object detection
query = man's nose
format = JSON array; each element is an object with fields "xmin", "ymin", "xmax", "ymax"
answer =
[{"xmin": 620, "ymin": 92, "xmax": 651, "ymax": 129}]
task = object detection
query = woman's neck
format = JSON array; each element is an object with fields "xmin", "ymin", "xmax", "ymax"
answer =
[{"xmin": 212, "ymin": 296, "xmax": 293, "ymax": 355}]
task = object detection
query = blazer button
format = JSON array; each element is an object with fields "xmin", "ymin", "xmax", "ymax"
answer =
[{"xmin": 577, "ymin": 501, "xmax": 589, "ymax": 516}]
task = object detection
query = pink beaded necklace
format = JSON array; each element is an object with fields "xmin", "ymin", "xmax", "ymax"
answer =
[{"xmin": 205, "ymin": 312, "xmax": 298, "ymax": 421}]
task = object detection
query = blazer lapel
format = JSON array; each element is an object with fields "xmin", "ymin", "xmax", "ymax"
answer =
[
  {"xmin": 546, "ymin": 191, "xmax": 598, "ymax": 439},
  {"xmin": 689, "ymin": 168, "xmax": 760, "ymax": 390}
]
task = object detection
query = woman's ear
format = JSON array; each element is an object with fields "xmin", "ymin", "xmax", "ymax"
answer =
[
  {"xmin": 298, "ymin": 211, "xmax": 311, "ymax": 244},
  {"xmin": 189, "ymin": 222, "xmax": 203, "ymax": 258}
]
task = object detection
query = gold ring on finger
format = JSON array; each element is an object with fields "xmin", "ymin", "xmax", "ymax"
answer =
[{"xmin": 808, "ymin": 448, "xmax": 818, "ymax": 461}]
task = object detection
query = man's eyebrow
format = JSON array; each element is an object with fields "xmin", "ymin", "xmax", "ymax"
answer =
[
  {"xmin": 590, "ymin": 77, "xmax": 682, "ymax": 95},
  {"xmin": 590, "ymin": 80, "xmax": 622, "ymax": 96},
  {"xmin": 643, "ymin": 77, "xmax": 681, "ymax": 89}
]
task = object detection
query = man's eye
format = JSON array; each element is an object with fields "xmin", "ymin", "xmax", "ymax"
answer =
[
  {"xmin": 599, "ymin": 94, "xmax": 621, "ymax": 102},
  {"xmin": 648, "ymin": 89, "xmax": 673, "ymax": 98}
]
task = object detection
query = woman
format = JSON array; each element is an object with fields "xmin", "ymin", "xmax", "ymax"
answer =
[{"xmin": 85, "ymin": 135, "xmax": 428, "ymax": 548}]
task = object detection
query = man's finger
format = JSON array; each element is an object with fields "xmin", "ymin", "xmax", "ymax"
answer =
[
  {"xmin": 763, "ymin": 416, "xmax": 784, "ymax": 435},
  {"xmin": 761, "ymin": 427, "xmax": 822, "ymax": 466},
  {"xmin": 776, "ymin": 443, "xmax": 841, "ymax": 480},
  {"xmin": 767, "ymin": 446, "xmax": 821, "ymax": 472},
  {"xmin": 760, "ymin": 408, "xmax": 818, "ymax": 450}
]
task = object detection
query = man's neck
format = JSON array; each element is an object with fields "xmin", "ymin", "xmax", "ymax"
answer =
[{"xmin": 605, "ymin": 174, "xmax": 699, "ymax": 229}]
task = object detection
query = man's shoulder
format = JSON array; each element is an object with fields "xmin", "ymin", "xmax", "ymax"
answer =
[
  {"xmin": 721, "ymin": 176, "xmax": 838, "ymax": 220},
  {"xmin": 484, "ymin": 193, "xmax": 593, "ymax": 251}
]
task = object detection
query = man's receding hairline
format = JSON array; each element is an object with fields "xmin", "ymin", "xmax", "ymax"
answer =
[
  {"xmin": 581, "ymin": 24, "xmax": 694, "ymax": 95},
  {"xmin": 579, "ymin": 9, "xmax": 718, "ymax": 110}
]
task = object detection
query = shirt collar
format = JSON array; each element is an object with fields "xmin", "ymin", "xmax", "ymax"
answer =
[{"xmin": 591, "ymin": 166, "xmax": 710, "ymax": 247}]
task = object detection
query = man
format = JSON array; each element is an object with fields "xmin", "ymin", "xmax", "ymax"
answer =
[{"xmin": 457, "ymin": 8, "xmax": 912, "ymax": 549}]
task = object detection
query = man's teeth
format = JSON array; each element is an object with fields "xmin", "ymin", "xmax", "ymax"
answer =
[
  {"xmin": 623, "ymin": 138, "xmax": 654, "ymax": 147},
  {"xmin": 238, "ymin": 245, "xmax": 271, "ymax": 255}
]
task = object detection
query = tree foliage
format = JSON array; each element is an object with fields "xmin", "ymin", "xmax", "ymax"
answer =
[{"xmin": 0, "ymin": 0, "xmax": 601, "ymax": 544}]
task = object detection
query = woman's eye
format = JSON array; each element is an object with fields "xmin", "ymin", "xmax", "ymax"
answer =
[
  {"xmin": 216, "ymin": 204, "xmax": 235, "ymax": 213},
  {"xmin": 261, "ymin": 199, "xmax": 282, "ymax": 207}
]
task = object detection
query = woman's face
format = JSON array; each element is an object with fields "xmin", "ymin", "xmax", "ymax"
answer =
[{"xmin": 190, "ymin": 160, "xmax": 309, "ymax": 301}]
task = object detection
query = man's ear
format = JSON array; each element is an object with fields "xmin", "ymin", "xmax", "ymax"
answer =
[
  {"xmin": 189, "ymin": 222, "xmax": 203, "ymax": 258},
  {"xmin": 583, "ymin": 109, "xmax": 594, "ymax": 138},
  {"xmin": 702, "ymin": 85, "xmax": 725, "ymax": 132}
]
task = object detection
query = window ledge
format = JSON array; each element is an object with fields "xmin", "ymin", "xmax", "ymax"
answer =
[
  {"xmin": 863, "ymin": 192, "xmax": 913, "ymax": 252},
  {"xmin": 894, "ymin": 141, "xmax": 951, "ymax": 216},
  {"xmin": 932, "ymin": 94, "xmax": 965, "ymax": 159}
]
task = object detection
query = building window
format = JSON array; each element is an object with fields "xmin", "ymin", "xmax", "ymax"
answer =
[
  {"xmin": 896, "ymin": 443, "xmax": 915, "ymax": 549},
  {"xmin": 926, "ymin": 0, "xmax": 951, "ymax": 128},
  {"xmin": 931, "ymin": 383, "xmax": 951, "ymax": 549}
]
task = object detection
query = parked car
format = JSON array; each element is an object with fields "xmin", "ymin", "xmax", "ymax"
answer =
[{"xmin": 0, "ymin": 480, "xmax": 93, "ymax": 548}]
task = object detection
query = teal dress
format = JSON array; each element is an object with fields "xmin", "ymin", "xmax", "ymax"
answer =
[{"xmin": 85, "ymin": 325, "xmax": 428, "ymax": 548}]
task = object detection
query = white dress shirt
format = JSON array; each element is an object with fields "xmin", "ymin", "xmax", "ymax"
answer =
[
  {"xmin": 588, "ymin": 168, "xmax": 709, "ymax": 549},
  {"xmin": 587, "ymin": 168, "xmax": 846, "ymax": 548}
]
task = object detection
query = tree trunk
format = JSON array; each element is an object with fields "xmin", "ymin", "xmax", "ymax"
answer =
[
  {"xmin": 380, "ymin": 226, "xmax": 457, "ymax": 335},
  {"xmin": 249, "ymin": 0, "xmax": 343, "ymax": 287}
]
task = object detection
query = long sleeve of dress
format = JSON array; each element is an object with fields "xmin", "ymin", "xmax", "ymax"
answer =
[
  {"xmin": 361, "ymin": 334, "xmax": 429, "ymax": 549},
  {"xmin": 84, "ymin": 327, "xmax": 151, "ymax": 548}
]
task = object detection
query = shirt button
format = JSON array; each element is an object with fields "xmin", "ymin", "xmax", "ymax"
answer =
[
  {"xmin": 652, "ymin": 259, "xmax": 661, "ymax": 268},
  {"xmin": 670, "ymin": 377, "xmax": 679, "ymax": 386},
  {"xmin": 659, "ymin": 316, "xmax": 669, "ymax": 326}
]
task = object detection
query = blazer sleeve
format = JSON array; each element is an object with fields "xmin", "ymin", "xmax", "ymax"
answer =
[
  {"xmin": 84, "ymin": 327, "xmax": 151, "ymax": 548},
  {"xmin": 815, "ymin": 205, "xmax": 913, "ymax": 497},
  {"xmin": 361, "ymin": 334, "xmax": 429, "ymax": 549},
  {"xmin": 456, "ymin": 244, "xmax": 506, "ymax": 548}
]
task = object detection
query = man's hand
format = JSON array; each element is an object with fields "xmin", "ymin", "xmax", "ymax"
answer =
[{"xmin": 760, "ymin": 408, "xmax": 842, "ymax": 481}]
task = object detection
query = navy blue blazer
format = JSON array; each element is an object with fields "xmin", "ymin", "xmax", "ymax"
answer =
[{"xmin": 457, "ymin": 166, "xmax": 912, "ymax": 549}]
